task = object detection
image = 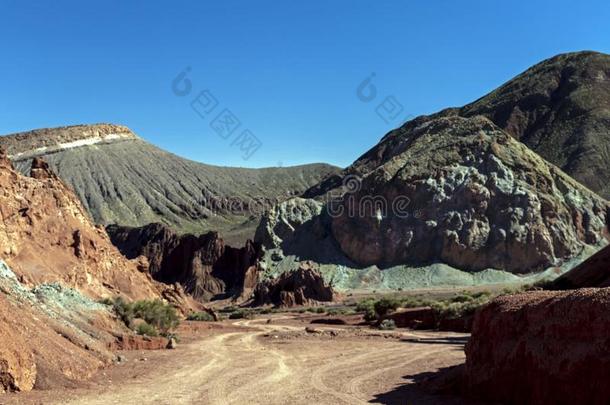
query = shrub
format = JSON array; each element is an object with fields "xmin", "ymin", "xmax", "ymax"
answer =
[
  {"xmin": 105, "ymin": 297, "xmax": 179, "ymax": 335},
  {"xmin": 228, "ymin": 309, "xmax": 254, "ymax": 320},
  {"xmin": 136, "ymin": 322, "xmax": 158, "ymax": 337},
  {"xmin": 111, "ymin": 297, "xmax": 135, "ymax": 327},
  {"xmin": 431, "ymin": 295, "xmax": 491, "ymax": 320},
  {"xmin": 356, "ymin": 298, "xmax": 377, "ymax": 322},
  {"xmin": 400, "ymin": 297, "xmax": 432, "ymax": 308},
  {"xmin": 373, "ymin": 298, "xmax": 401, "ymax": 319},
  {"xmin": 378, "ymin": 319, "xmax": 396, "ymax": 330},
  {"xmin": 98, "ymin": 297, "xmax": 114, "ymax": 306},
  {"xmin": 364, "ymin": 308, "xmax": 377, "ymax": 322},
  {"xmin": 314, "ymin": 307, "xmax": 326, "ymax": 314},
  {"xmin": 131, "ymin": 300, "xmax": 180, "ymax": 334},
  {"xmin": 187, "ymin": 311, "xmax": 215, "ymax": 322},
  {"xmin": 450, "ymin": 293, "xmax": 475, "ymax": 303},
  {"xmin": 355, "ymin": 298, "xmax": 375, "ymax": 313}
]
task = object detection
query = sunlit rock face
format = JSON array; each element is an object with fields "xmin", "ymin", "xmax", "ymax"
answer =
[{"xmin": 330, "ymin": 116, "xmax": 608, "ymax": 273}]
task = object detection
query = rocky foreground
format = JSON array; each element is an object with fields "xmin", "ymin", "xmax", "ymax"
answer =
[{"xmin": 465, "ymin": 288, "xmax": 610, "ymax": 404}]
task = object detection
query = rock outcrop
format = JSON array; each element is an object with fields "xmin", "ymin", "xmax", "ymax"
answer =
[
  {"xmin": 107, "ymin": 223, "xmax": 262, "ymax": 301},
  {"xmin": 465, "ymin": 288, "xmax": 610, "ymax": 404},
  {"xmin": 0, "ymin": 316, "xmax": 35, "ymax": 392},
  {"xmin": 0, "ymin": 124, "xmax": 340, "ymax": 244},
  {"xmin": 549, "ymin": 244, "xmax": 610, "ymax": 289},
  {"xmin": 0, "ymin": 153, "xmax": 158, "ymax": 300},
  {"xmin": 0, "ymin": 155, "xmax": 166, "ymax": 392},
  {"xmin": 254, "ymin": 261, "xmax": 335, "ymax": 307}
]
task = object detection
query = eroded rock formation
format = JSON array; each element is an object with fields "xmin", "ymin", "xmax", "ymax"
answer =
[
  {"xmin": 465, "ymin": 288, "xmax": 610, "ymax": 404},
  {"xmin": 107, "ymin": 223, "xmax": 262, "ymax": 301},
  {"xmin": 0, "ymin": 153, "xmax": 158, "ymax": 300},
  {"xmin": 254, "ymin": 261, "xmax": 335, "ymax": 307}
]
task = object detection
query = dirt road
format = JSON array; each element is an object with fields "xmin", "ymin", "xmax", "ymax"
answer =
[{"xmin": 7, "ymin": 317, "xmax": 470, "ymax": 405}]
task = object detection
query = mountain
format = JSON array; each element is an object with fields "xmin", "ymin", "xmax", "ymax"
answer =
[
  {"xmin": 0, "ymin": 124, "xmax": 340, "ymax": 244},
  {"xmin": 0, "ymin": 148, "xmax": 158, "ymax": 300},
  {"xmin": 258, "ymin": 115, "xmax": 609, "ymax": 275},
  {"xmin": 282, "ymin": 52, "xmax": 610, "ymax": 281},
  {"xmin": 308, "ymin": 51, "xmax": 610, "ymax": 201},
  {"xmin": 456, "ymin": 51, "xmax": 610, "ymax": 199}
]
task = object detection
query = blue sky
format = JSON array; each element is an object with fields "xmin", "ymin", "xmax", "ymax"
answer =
[{"xmin": 1, "ymin": 0, "xmax": 609, "ymax": 168}]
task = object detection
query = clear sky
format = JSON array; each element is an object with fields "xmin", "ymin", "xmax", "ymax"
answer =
[{"xmin": 1, "ymin": 0, "xmax": 609, "ymax": 168}]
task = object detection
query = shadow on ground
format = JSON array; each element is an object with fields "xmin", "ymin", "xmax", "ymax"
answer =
[{"xmin": 370, "ymin": 364, "xmax": 490, "ymax": 405}]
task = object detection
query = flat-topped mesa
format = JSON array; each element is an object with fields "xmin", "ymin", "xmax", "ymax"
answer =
[{"xmin": 0, "ymin": 123, "xmax": 139, "ymax": 160}]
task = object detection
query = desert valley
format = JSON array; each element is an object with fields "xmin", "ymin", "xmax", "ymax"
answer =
[
  {"xmin": 5, "ymin": 0, "xmax": 610, "ymax": 402},
  {"xmin": 0, "ymin": 47, "xmax": 609, "ymax": 404}
]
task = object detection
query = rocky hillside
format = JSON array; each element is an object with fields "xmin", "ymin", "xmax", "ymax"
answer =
[
  {"xmin": 0, "ymin": 148, "xmax": 169, "ymax": 392},
  {"xmin": 107, "ymin": 223, "xmax": 261, "ymax": 301},
  {"xmin": 0, "ymin": 148, "xmax": 159, "ymax": 299},
  {"xmin": 458, "ymin": 51, "xmax": 610, "ymax": 199},
  {"xmin": 259, "ymin": 115, "xmax": 608, "ymax": 274},
  {"xmin": 0, "ymin": 124, "xmax": 340, "ymax": 244},
  {"xmin": 308, "ymin": 51, "xmax": 610, "ymax": 201}
]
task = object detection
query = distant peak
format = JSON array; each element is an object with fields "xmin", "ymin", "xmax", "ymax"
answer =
[{"xmin": 0, "ymin": 123, "xmax": 140, "ymax": 160}]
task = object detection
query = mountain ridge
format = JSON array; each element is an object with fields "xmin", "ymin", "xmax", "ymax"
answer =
[{"xmin": 0, "ymin": 124, "xmax": 341, "ymax": 244}]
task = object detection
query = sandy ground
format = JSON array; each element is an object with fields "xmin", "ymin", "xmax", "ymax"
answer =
[{"xmin": 3, "ymin": 315, "xmax": 473, "ymax": 405}]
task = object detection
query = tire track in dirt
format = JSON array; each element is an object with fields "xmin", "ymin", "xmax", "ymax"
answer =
[
  {"xmin": 308, "ymin": 344, "xmax": 416, "ymax": 405},
  {"xmin": 346, "ymin": 347, "xmax": 454, "ymax": 401},
  {"xmin": 51, "ymin": 318, "xmax": 468, "ymax": 405}
]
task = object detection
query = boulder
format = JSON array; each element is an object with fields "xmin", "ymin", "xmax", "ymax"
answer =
[
  {"xmin": 254, "ymin": 262, "xmax": 335, "ymax": 307},
  {"xmin": 465, "ymin": 288, "xmax": 610, "ymax": 404},
  {"xmin": 166, "ymin": 337, "xmax": 177, "ymax": 349}
]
